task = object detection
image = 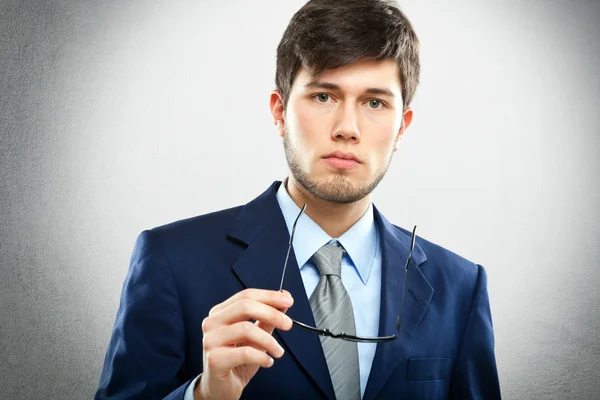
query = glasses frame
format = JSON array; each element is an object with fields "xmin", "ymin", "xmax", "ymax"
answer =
[{"xmin": 278, "ymin": 204, "xmax": 417, "ymax": 343}]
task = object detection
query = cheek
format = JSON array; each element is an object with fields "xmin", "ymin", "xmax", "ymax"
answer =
[
  {"xmin": 361, "ymin": 112, "xmax": 401, "ymax": 145},
  {"xmin": 365, "ymin": 128, "xmax": 398, "ymax": 157},
  {"xmin": 289, "ymin": 104, "xmax": 327, "ymax": 148}
]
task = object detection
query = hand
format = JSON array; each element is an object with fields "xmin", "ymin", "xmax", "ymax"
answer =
[{"xmin": 194, "ymin": 288, "xmax": 294, "ymax": 400}]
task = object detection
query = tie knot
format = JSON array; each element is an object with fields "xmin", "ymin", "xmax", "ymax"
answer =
[{"xmin": 312, "ymin": 242, "xmax": 344, "ymax": 277}]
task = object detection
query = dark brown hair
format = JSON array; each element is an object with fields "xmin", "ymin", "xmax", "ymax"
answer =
[{"xmin": 275, "ymin": 0, "xmax": 420, "ymax": 112}]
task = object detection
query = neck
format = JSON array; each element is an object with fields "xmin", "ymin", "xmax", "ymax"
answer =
[{"xmin": 285, "ymin": 175, "xmax": 371, "ymax": 238}]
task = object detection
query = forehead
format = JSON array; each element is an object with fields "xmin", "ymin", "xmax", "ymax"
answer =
[{"xmin": 292, "ymin": 59, "xmax": 402, "ymax": 96}]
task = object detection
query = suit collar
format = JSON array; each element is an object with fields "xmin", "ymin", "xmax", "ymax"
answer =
[
  {"xmin": 227, "ymin": 181, "xmax": 281, "ymax": 246},
  {"xmin": 228, "ymin": 181, "xmax": 336, "ymax": 399},
  {"xmin": 363, "ymin": 206, "xmax": 433, "ymax": 400},
  {"xmin": 228, "ymin": 181, "xmax": 433, "ymax": 400}
]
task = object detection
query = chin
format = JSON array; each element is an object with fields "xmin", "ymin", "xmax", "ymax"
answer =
[{"xmin": 308, "ymin": 175, "xmax": 369, "ymax": 204}]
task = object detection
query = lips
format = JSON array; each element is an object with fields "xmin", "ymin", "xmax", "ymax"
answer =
[
  {"xmin": 322, "ymin": 151, "xmax": 361, "ymax": 163},
  {"xmin": 322, "ymin": 151, "xmax": 361, "ymax": 170}
]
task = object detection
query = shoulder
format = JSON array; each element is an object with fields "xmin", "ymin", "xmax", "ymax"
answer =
[
  {"xmin": 391, "ymin": 224, "xmax": 485, "ymax": 293},
  {"xmin": 144, "ymin": 204, "xmax": 245, "ymax": 252}
]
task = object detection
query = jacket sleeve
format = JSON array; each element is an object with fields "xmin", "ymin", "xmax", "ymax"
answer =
[
  {"xmin": 449, "ymin": 264, "xmax": 502, "ymax": 399},
  {"xmin": 95, "ymin": 230, "xmax": 193, "ymax": 399}
]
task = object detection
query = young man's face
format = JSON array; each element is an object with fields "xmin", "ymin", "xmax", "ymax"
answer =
[{"xmin": 272, "ymin": 59, "xmax": 413, "ymax": 204}]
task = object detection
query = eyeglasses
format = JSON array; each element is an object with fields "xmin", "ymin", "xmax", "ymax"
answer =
[{"xmin": 278, "ymin": 204, "xmax": 417, "ymax": 343}]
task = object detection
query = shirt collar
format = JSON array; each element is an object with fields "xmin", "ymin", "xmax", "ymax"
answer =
[{"xmin": 275, "ymin": 179, "xmax": 378, "ymax": 284}]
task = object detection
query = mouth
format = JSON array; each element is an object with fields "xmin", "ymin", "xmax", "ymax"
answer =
[{"xmin": 322, "ymin": 151, "xmax": 362, "ymax": 170}]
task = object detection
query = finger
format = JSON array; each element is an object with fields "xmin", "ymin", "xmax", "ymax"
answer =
[
  {"xmin": 208, "ymin": 298, "xmax": 293, "ymax": 332},
  {"xmin": 256, "ymin": 306, "xmax": 290, "ymax": 335},
  {"xmin": 206, "ymin": 346, "xmax": 274, "ymax": 375},
  {"xmin": 203, "ymin": 321, "xmax": 285, "ymax": 358},
  {"xmin": 209, "ymin": 289, "xmax": 293, "ymax": 316}
]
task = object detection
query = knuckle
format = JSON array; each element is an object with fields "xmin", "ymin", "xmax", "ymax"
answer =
[
  {"xmin": 202, "ymin": 332, "xmax": 212, "ymax": 350},
  {"xmin": 201, "ymin": 316, "xmax": 213, "ymax": 333},
  {"xmin": 241, "ymin": 321, "xmax": 253, "ymax": 335},
  {"xmin": 242, "ymin": 347, "xmax": 252, "ymax": 362},
  {"xmin": 240, "ymin": 299, "xmax": 253, "ymax": 315},
  {"xmin": 206, "ymin": 350, "xmax": 217, "ymax": 369}
]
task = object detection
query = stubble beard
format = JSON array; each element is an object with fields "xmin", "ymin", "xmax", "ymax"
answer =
[{"xmin": 283, "ymin": 130, "xmax": 393, "ymax": 204}]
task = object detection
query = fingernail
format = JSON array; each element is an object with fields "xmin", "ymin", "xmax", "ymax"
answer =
[
  {"xmin": 268, "ymin": 356, "xmax": 274, "ymax": 367},
  {"xmin": 276, "ymin": 342, "xmax": 285, "ymax": 357},
  {"xmin": 283, "ymin": 297, "xmax": 293, "ymax": 307},
  {"xmin": 282, "ymin": 293, "xmax": 294, "ymax": 306}
]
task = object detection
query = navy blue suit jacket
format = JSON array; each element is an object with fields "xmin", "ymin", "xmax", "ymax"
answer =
[{"xmin": 96, "ymin": 181, "xmax": 501, "ymax": 399}]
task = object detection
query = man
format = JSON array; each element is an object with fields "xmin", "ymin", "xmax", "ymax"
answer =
[{"xmin": 96, "ymin": 0, "xmax": 501, "ymax": 399}]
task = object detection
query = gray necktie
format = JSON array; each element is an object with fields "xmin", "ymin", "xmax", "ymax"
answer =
[{"xmin": 309, "ymin": 242, "xmax": 361, "ymax": 400}]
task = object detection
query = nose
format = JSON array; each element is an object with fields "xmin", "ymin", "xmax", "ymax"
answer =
[{"xmin": 331, "ymin": 102, "xmax": 360, "ymax": 143}]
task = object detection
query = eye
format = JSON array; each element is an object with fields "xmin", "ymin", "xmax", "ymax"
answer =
[
  {"xmin": 314, "ymin": 93, "xmax": 331, "ymax": 103},
  {"xmin": 367, "ymin": 99, "xmax": 385, "ymax": 109}
]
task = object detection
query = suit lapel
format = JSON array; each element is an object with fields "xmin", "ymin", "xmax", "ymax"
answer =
[
  {"xmin": 228, "ymin": 181, "xmax": 336, "ymax": 400},
  {"xmin": 363, "ymin": 207, "xmax": 433, "ymax": 400}
]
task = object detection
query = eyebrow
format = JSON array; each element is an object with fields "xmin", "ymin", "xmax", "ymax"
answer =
[{"xmin": 304, "ymin": 81, "xmax": 395, "ymax": 98}]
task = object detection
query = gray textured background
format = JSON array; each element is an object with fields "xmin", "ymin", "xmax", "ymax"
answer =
[{"xmin": 1, "ymin": 0, "xmax": 599, "ymax": 399}]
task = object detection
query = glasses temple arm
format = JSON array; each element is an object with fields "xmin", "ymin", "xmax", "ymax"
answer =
[
  {"xmin": 279, "ymin": 204, "xmax": 307, "ymax": 292},
  {"xmin": 396, "ymin": 264, "xmax": 409, "ymax": 331},
  {"xmin": 279, "ymin": 244, "xmax": 293, "ymax": 291},
  {"xmin": 396, "ymin": 225, "xmax": 417, "ymax": 332}
]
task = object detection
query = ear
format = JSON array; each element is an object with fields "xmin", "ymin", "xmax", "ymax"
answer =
[
  {"xmin": 393, "ymin": 108, "xmax": 414, "ymax": 152},
  {"xmin": 270, "ymin": 90, "xmax": 286, "ymax": 138}
]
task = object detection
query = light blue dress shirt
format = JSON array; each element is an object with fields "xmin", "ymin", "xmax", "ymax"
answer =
[
  {"xmin": 275, "ymin": 181, "xmax": 382, "ymax": 398},
  {"xmin": 185, "ymin": 181, "xmax": 382, "ymax": 399}
]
